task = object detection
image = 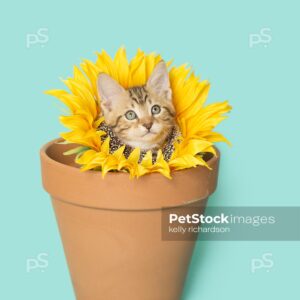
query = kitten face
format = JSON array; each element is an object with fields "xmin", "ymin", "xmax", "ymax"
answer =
[{"xmin": 97, "ymin": 61, "xmax": 175, "ymax": 151}]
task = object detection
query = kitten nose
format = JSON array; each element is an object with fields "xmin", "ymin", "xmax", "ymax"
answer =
[{"xmin": 143, "ymin": 122, "xmax": 153, "ymax": 130}]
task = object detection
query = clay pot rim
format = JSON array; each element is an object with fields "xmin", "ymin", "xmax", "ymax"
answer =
[
  {"xmin": 41, "ymin": 138, "xmax": 220, "ymax": 211},
  {"xmin": 40, "ymin": 138, "xmax": 219, "ymax": 179}
]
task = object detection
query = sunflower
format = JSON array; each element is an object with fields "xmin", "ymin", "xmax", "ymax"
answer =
[{"xmin": 46, "ymin": 48, "xmax": 231, "ymax": 178}]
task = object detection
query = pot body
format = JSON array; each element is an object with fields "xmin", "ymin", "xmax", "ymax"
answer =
[
  {"xmin": 52, "ymin": 197, "xmax": 207, "ymax": 300},
  {"xmin": 40, "ymin": 139, "xmax": 220, "ymax": 300}
]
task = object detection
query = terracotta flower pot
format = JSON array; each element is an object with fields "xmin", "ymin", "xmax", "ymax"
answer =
[{"xmin": 40, "ymin": 139, "xmax": 220, "ymax": 300}]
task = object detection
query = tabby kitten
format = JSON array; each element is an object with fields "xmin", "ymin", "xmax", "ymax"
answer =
[{"xmin": 97, "ymin": 61, "xmax": 176, "ymax": 151}]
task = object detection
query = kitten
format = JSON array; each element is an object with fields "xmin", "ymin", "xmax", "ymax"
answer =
[{"xmin": 97, "ymin": 61, "xmax": 176, "ymax": 151}]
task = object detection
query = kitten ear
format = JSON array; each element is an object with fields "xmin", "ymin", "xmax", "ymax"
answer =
[
  {"xmin": 97, "ymin": 73, "xmax": 126, "ymax": 112},
  {"xmin": 146, "ymin": 61, "xmax": 172, "ymax": 101}
]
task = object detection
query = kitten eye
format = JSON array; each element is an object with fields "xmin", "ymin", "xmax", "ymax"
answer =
[
  {"xmin": 125, "ymin": 110, "xmax": 137, "ymax": 120},
  {"xmin": 151, "ymin": 105, "xmax": 161, "ymax": 115}
]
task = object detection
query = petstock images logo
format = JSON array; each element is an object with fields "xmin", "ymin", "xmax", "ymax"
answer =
[{"xmin": 161, "ymin": 206, "xmax": 300, "ymax": 241}]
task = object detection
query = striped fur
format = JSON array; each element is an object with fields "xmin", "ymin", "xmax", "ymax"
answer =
[{"xmin": 97, "ymin": 61, "xmax": 175, "ymax": 151}]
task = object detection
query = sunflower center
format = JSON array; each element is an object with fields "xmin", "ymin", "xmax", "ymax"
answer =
[{"xmin": 98, "ymin": 121, "xmax": 180, "ymax": 163}]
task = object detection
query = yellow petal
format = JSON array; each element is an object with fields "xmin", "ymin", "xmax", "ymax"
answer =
[
  {"xmin": 141, "ymin": 151, "xmax": 152, "ymax": 168},
  {"xmin": 127, "ymin": 147, "xmax": 141, "ymax": 163},
  {"xmin": 114, "ymin": 47, "xmax": 129, "ymax": 88},
  {"xmin": 46, "ymin": 47, "xmax": 231, "ymax": 179},
  {"xmin": 101, "ymin": 137, "xmax": 110, "ymax": 155}
]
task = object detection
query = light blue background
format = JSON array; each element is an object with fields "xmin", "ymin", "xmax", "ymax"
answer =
[{"xmin": 1, "ymin": 0, "xmax": 299, "ymax": 299}]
